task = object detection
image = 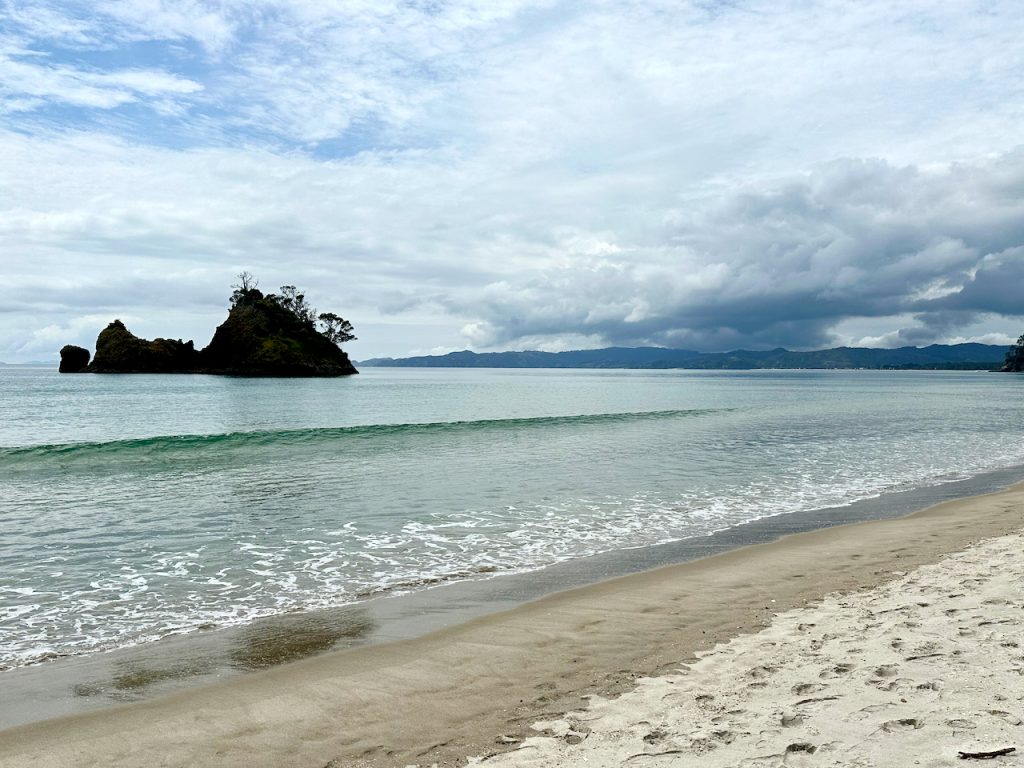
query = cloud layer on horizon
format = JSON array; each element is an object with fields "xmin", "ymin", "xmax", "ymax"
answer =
[
  {"xmin": 455, "ymin": 153, "xmax": 1024, "ymax": 352},
  {"xmin": 2, "ymin": 0, "xmax": 1023, "ymax": 361}
]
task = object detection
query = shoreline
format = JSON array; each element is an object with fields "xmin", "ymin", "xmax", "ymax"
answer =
[
  {"xmin": 2, "ymin": 480, "xmax": 1024, "ymax": 767},
  {"xmin": 4, "ymin": 464, "xmax": 1023, "ymax": 731}
]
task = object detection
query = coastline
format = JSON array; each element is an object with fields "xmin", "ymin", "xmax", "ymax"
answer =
[
  {"xmin": 3, "ymin": 480, "xmax": 1024, "ymax": 767},
  {"xmin": 3, "ymin": 465, "xmax": 1022, "ymax": 730}
]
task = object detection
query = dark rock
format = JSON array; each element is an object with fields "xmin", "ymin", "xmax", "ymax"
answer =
[
  {"xmin": 200, "ymin": 293, "xmax": 357, "ymax": 377},
  {"xmin": 58, "ymin": 345, "xmax": 91, "ymax": 373},
  {"xmin": 1003, "ymin": 333, "xmax": 1024, "ymax": 372},
  {"xmin": 86, "ymin": 320, "xmax": 201, "ymax": 373},
  {"xmin": 67, "ymin": 293, "xmax": 357, "ymax": 377}
]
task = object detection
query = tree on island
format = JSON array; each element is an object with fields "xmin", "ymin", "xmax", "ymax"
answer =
[
  {"xmin": 230, "ymin": 270, "xmax": 259, "ymax": 306},
  {"xmin": 1004, "ymin": 333, "xmax": 1024, "ymax": 372},
  {"xmin": 230, "ymin": 273, "xmax": 356, "ymax": 348},
  {"xmin": 60, "ymin": 274, "xmax": 358, "ymax": 376},
  {"xmin": 318, "ymin": 312, "xmax": 357, "ymax": 344},
  {"xmin": 274, "ymin": 285, "xmax": 317, "ymax": 326}
]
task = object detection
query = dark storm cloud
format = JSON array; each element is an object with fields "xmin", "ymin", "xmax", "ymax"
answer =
[{"xmin": 457, "ymin": 152, "xmax": 1024, "ymax": 350}]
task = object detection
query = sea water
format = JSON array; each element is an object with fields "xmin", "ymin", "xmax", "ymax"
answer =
[{"xmin": 2, "ymin": 366, "xmax": 1023, "ymax": 671}]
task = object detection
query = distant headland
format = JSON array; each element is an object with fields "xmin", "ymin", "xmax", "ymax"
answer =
[
  {"xmin": 1004, "ymin": 334, "xmax": 1024, "ymax": 372},
  {"xmin": 361, "ymin": 340, "xmax": 1023, "ymax": 371},
  {"xmin": 60, "ymin": 276, "xmax": 358, "ymax": 377}
]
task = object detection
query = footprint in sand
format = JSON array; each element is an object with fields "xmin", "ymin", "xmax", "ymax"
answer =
[
  {"xmin": 848, "ymin": 703, "xmax": 893, "ymax": 722},
  {"xmin": 694, "ymin": 694, "xmax": 719, "ymax": 711},
  {"xmin": 785, "ymin": 742, "xmax": 816, "ymax": 753},
  {"xmin": 712, "ymin": 729, "xmax": 736, "ymax": 745},
  {"xmin": 792, "ymin": 682, "xmax": 826, "ymax": 696},
  {"xmin": 781, "ymin": 743, "xmax": 819, "ymax": 766},
  {"xmin": 819, "ymin": 663, "xmax": 855, "ymax": 679},
  {"xmin": 711, "ymin": 709, "xmax": 749, "ymax": 727},
  {"xmin": 987, "ymin": 710, "xmax": 1023, "ymax": 726},
  {"xmin": 688, "ymin": 736, "xmax": 718, "ymax": 753},
  {"xmin": 643, "ymin": 729, "xmax": 666, "ymax": 744},
  {"xmin": 881, "ymin": 718, "xmax": 924, "ymax": 732}
]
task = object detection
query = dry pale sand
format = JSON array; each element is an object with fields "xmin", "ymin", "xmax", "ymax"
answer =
[
  {"xmin": 475, "ymin": 529, "xmax": 1024, "ymax": 768},
  {"xmin": 2, "ymin": 483, "xmax": 1024, "ymax": 768}
]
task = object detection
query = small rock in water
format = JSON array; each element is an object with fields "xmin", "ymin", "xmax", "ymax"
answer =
[{"xmin": 58, "ymin": 345, "xmax": 90, "ymax": 373}]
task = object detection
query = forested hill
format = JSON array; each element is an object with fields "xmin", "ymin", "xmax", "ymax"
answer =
[{"xmin": 360, "ymin": 343, "xmax": 1008, "ymax": 370}]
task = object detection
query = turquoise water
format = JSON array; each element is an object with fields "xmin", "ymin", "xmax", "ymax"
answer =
[{"xmin": 2, "ymin": 366, "xmax": 1023, "ymax": 669}]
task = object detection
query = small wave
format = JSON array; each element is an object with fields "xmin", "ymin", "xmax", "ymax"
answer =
[{"xmin": 0, "ymin": 408, "xmax": 729, "ymax": 470}]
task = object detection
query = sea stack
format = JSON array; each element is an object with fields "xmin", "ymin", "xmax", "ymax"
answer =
[
  {"xmin": 198, "ymin": 288, "xmax": 358, "ymax": 376},
  {"xmin": 87, "ymin": 320, "xmax": 201, "ymax": 373},
  {"xmin": 58, "ymin": 345, "xmax": 90, "ymax": 373},
  {"xmin": 60, "ymin": 281, "xmax": 358, "ymax": 377}
]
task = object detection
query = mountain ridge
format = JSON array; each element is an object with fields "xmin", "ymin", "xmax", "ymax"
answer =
[{"xmin": 360, "ymin": 343, "xmax": 1008, "ymax": 370}]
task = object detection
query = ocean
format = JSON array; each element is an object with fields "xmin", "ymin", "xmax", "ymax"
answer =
[{"xmin": 2, "ymin": 366, "xmax": 1024, "ymax": 677}]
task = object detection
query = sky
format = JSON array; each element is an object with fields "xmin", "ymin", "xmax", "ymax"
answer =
[{"xmin": 2, "ymin": 0, "xmax": 1023, "ymax": 363}]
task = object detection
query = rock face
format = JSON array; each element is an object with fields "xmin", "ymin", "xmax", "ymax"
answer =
[
  {"xmin": 200, "ymin": 293, "xmax": 357, "ymax": 376},
  {"xmin": 88, "ymin": 320, "xmax": 201, "ymax": 373},
  {"xmin": 59, "ymin": 345, "xmax": 91, "ymax": 373},
  {"xmin": 65, "ymin": 293, "xmax": 357, "ymax": 377}
]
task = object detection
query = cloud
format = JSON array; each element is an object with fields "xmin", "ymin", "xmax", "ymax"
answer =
[
  {"xmin": 3, "ymin": 135, "xmax": 1024, "ymax": 361},
  {"xmin": 6, "ymin": 0, "xmax": 1024, "ymax": 154},
  {"xmin": 6, "ymin": 313, "xmax": 138, "ymax": 359},
  {"xmin": 97, "ymin": 0, "xmax": 237, "ymax": 53},
  {"xmin": 451, "ymin": 153, "xmax": 1024, "ymax": 350},
  {"xmin": 0, "ymin": 46, "xmax": 202, "ymax": 113},
  {"xmin": 2, "ymin": 2, "xmax": 1024, "ymax": 361}
]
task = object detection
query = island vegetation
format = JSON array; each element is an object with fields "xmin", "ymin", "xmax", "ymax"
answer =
[
  {"xmin": 1003, "ymin": 333, "xmax": 1024, "ymax": 372},
  {"xmin": 60, "ymin": 274, "xmax": 358, "ymax": 377}
]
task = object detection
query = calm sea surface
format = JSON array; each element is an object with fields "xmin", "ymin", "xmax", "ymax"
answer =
[{"xmin": 2, "ymin": 366, "xmax": 1023, "ymax": 670}]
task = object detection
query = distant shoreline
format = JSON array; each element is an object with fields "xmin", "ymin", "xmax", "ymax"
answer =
[{"xmin": 360, "ymin": 341, "xmax": 1007, "ymax": 370}]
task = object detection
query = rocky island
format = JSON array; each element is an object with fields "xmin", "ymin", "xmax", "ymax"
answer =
[
  {"xmin": 60, "ymin": 278, "xmax": 358, "ymax": 377},
  {"xmin": 1003, "ymin": 333, "xmax": 1024, "ymax": 372}
]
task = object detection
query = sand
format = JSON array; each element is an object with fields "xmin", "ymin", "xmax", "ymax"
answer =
[
  {"xmin": 2, "ymin": 482, "xmax": 1024, "ymax": 768},
  {"xmin": 476, "ymin": 529, "xmax": 1024, "ymax": 767}
]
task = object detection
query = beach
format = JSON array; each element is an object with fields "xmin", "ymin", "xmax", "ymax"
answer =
[
  {"xmin": 2, "ymin": 481, "xmax": 1023, "ymax": 767},
  {"xmin": 7, "ymin": 2, "xmax": 1024, "ymax": 764},
  {"xmin": 482, "ymin": 510, "xmax": 1024, "ymax": 767}
]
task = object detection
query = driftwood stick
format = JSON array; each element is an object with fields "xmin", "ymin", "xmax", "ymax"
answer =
[{"xmin": 958, "ymin": 746, "xmax": 1016, "ymax": 759}]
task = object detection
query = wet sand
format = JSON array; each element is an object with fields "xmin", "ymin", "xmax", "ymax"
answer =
[{"xmin": 2, "ymin": 481, "xmax": 1023, "ymax": 767}]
